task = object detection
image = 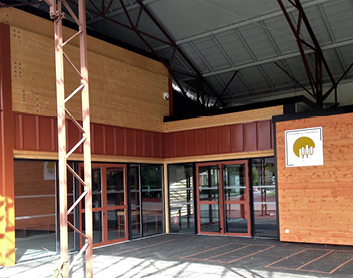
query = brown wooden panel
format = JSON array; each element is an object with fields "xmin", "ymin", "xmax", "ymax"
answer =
[
  {"xmin": 219, "ymin": 125, "xmax": 231, "ymax": 153},
  {"xmin": 175, "ymin": 131, "xmax": 185, "ymax": 157},
  {"xmin": 144, "ymin": 131, "xmax": 153, "ymax": 157},
  {"xmin": 276, "ymin": 112, "xmax": 353, "ymax": 246},
  {"xmin": 104, "ymin": 125, "xmax": 115, "ymax": 155},
  {"xmin": 163, "ymin": 106, "xmax": 283, "ymax": 132},
  {"xmin": 185, "ymin": 130, "xmax": 196, "ymax": 156},
  {"xmin": 9, "ymin": 24, "xmax": 169, "ymax": 132},
  {"xmin": 125, "ymin": 128, "xmax": 135, "ymax": 156},
  {"xmin": 116, "ymin": 127, "xmax": 125, "ymax": 156},
  {"xmin": 135, "ymin": 130, "xmax": 144, "ymax": 157},
  {"xmin": 39, "ymin": 116, "xmax": 52, "ymax": 152},
  {"xmin": 22, "ymin": 114, "xmax": 36, "ymax": 150},
  {"xmin": 256, "ymin": 120, "xmax": 271, "ymax": 150},
  {"xmin": 196, "ymin": 128, "xmax": 207, "ymax": 155},
  {"xmin": 243, "ymin": 123, "xmax": 257, "ymax": 152},
  {"xmin": 231, "ymin": 124, "xmax": 244, "ymax": 152},
  {"xmin": 207, "ymin": 127, "xmax": 219, "ymax": 154}
]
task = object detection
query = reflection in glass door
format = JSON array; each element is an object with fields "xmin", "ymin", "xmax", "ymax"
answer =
[
  {"xmin": 196, "ymin": 161, "xmax": 250, "ymax": 236},
  {"xmin": 79, "ymin": 164, "xmax": 127, "ymax": 247}
]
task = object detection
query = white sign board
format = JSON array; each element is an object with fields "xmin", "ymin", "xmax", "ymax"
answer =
[{"xmin": 285, "ymin": 127, "xmax": 323, "ymax": 167}]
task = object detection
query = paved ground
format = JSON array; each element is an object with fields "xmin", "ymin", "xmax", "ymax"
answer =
[{"xmin": 1, "ymin": 234, "xmax": 353, "ymax": 278}]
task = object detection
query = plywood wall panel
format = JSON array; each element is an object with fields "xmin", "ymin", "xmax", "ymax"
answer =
[
  {"xmin": 276, "ymin": 112, "xmax": 353, "ymax": 246},
  {"xmin": 0, "ymin": 7, "xmax": 167, "ymax": 77},
  {"xmin": 163, "ymin": 106, "xmax": 283, "ymax": 132},
  {"xmin": 9, "ymin": 24, "xmax": 169, "ymax": 132}
]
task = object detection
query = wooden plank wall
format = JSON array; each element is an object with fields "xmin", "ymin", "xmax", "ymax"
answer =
[
  {"xmin": 276, "ymin": 113, "xmax": 353, "ymax": 246},
  {"xmin": 0, "ymin": 7, "xmax": 169, "ymax": 132},
  {"xmin": 163, "ymin": 106, "xmax": 283, "ymax": 132}
]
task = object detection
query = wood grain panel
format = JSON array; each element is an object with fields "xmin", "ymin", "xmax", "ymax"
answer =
[
  {"xmin": 231, "ymin": 124, "xmax": 244, "ymax": 152},
  {"xmin": 9, "ymin": 25, "xmax": 169, "ymax": 132},
  {"xmin": 0, "ymin": 7, "xmax": 167, "ymax": 77},
  {"xmin": 185, "ymin": 130, "xmax": 196, "ymax": 156},
  {"xmin": 163, "ymin": 106, "xmax": 283, "ymax": 132},
  {"xmin": 196, "ymin": 128, "xmax": 207, "ymax": 155},
  {"xmin": 276, "ymin": 112, "xmax": 353, "ymax": 246},
  {"xmin": 219, "ymin": 125, "xmax": 231, "ymax": 153},
  {"xmin": 257, "ymin": 120, "xmax": 271, "ymax": 150}
]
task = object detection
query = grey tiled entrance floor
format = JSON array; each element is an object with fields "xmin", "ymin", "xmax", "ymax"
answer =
[{"xmin": 2, "ymin": 234, "xmax": 353, "ymax": 278}]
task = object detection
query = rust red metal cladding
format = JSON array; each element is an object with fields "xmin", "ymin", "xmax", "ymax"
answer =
[
  {"xmin": 231, "ymin": 124, "xmax": 244, "ymax": 152},
  {"xmin": 13, "ymin": 113, "xmax": 272, "ymax": 158},
  {"xmin": 175, "ymin": 131, "xmax": 185, "ymax": 157},
  {"xmin": 243, "ymin": 122, "xmax": 257, "ymax": 151},
  {"xmin": 219, "ymin": 125, "xmax": 231, "ymax": 153},
  {"xmin": 196, "ymin": 128, "xmax": 208, "ymax": 155},
  {"xmin": 257, "ymin": 120, "xmax": 272, "ymax": 150},
  {"xmin": 207, "ymin": 127, "xmax": 220, "ymax": 154},
  {"xmin": 185, "ymin": 130, "xmax": 196, "ymax": 156}
]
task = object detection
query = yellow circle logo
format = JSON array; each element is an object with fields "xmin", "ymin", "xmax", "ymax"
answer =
[{"xmin": 293, "ymin": 136, "xmax": 315, "ymax": 159}]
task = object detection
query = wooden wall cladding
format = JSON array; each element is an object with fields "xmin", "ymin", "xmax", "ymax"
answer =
[
  {"xmin": 163, "ymin": 106, "xmax": 283, "ymax": 132},
  {"xmin": 14, "ymin": 113, "xmax": 163, "ymax": 158},
  {"xmin": 276, "ymin": 113, "xmax": 353, "ymax": 246},
  {"xmin": 5, "ymin": 17, "xmax": 169, "ymax": 132},
  {"xmin": 163, "ymin": 120, "xmax": 273, "ymax": 158},
  {"xmin": 0, "ymin": 7, "xmax": 167, "ymax": 77}
]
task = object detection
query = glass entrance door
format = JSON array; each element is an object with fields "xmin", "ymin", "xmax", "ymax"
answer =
[
  {"xmin": 79, "ymin": 163, "xmax": 128, "ymax": 247},
  {"xmin": 196, "ymin": 160, "xmax": 250, "ymax": 236}
]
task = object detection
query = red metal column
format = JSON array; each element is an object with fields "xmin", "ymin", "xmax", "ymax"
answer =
[
  {"xmin": 46, "ymin": 0, "xmax": 92, "ymax": 277},
  {"xmin": 0, "ymin": 22, "xmax": 15, "ymax": 267}
]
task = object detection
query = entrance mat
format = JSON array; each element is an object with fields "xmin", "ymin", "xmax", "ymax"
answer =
[
  {"xmin": 181, "ymin": 243, "xmax": 275, "ymax": 263},
  {"xmin": 265, "ymin": 248, "xmax": 353, "ymax": 274}
]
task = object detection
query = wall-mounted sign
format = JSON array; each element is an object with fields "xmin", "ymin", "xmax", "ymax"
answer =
[
  {"xmin": 285, "ymin": 127, "xmax": 323, "ymax": 167},
  {"xmin": 44, "ymin": 161, "xmax": 56, "ymax": 180}
]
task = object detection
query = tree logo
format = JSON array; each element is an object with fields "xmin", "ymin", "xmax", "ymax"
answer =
[{"xmin": 293, "ymin": 136, "xmax": 315, "ymax": 159}]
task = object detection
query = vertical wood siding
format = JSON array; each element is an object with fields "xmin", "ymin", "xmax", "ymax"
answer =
[{"xmin": 276, "ymin": 113, "xmax": 353, "ymax": 246}]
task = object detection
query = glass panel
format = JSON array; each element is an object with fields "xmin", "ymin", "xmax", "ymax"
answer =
[
  {"xmin": 14, "ymin": 160, "xmax": 56, "ymax": 262},
  {"xmin": 129, "ymin": 166, "xmax": 141, "ymax": 239},
  {"xmin": 225, "ymin": 203, "xmax": 248, "ymax": 233},
  {"xmin": 106, "ymin": 168, "xmax": 125, "ymax": 207},
  {"xmin": 141, "ymin": 165, "xmax": 163, "ymax": 236},
  {"xmin": 92, "ymin": 168, "xmax": 102, "ymax": 208},
  {"xmin": 199, "ymin": 166, "xmax": 219, "ymax": 201},
  {"xmin": 199, "ymin": 204, "xmax": 220, "ymax": 233},
  {"xmin": 82, "ymin": 168, "xmax": 102, "ymax": 209},
  {"xmin": 107, "ymin": 209, "xmax": 126, "ymax": 241},
  {"xmin": 224, "ymin": 165, "xmax": 246, "ymax": 201},
  {"xmin": 81, "ymin": 212, "xmax": 103, "ymax": 244},
  {"xmin": 252, "ymin": 158, "xmax": 277, "ymax": 238},
  {"xmin": 169, "ymin": 164, "xmax": 194, "ymax": 233}
]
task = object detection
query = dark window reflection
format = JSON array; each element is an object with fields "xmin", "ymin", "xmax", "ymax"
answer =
[{"xmin": 251, "ymin": 157, "xmax": 277, "ymax": 238}]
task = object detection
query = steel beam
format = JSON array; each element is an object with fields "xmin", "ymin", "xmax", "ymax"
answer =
[{"xmin": 49, "ymin": 1, "xmax": 92, "ymax": 277}]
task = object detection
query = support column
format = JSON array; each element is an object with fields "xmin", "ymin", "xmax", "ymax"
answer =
[{"xmin": 0, "ymin": 22, "xmax": 15, "ymax": 267}]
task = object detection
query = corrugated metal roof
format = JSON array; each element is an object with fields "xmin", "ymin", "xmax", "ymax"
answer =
[{"xmin": 11, "ymin": 0, "xmax": 353, "ymax": 108}]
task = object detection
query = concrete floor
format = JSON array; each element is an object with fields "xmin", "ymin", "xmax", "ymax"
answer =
[{"xmin": 2, "ymin": 234, "xmax": 353, "ymax": 278}]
